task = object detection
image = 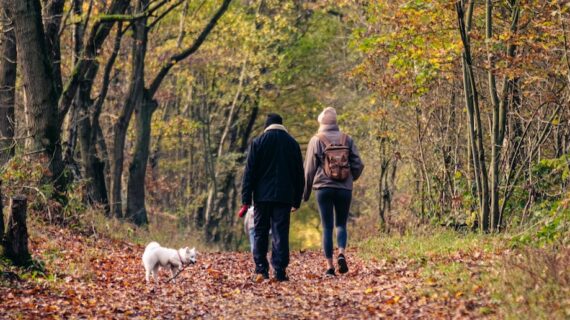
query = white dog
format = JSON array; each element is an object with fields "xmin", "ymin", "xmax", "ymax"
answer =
[{"xmin": 142, "ymin": 241, "xmax": 196, "ymax": 285}]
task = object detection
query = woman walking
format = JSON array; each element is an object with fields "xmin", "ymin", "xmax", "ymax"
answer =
[{"xmin": 303, "ymin": 107, "xmax": 364, "ymax": 276}]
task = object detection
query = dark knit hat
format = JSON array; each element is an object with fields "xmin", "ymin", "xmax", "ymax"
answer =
[{"xmin": 265, "ymin": 113, "xmax": 283, "ymax": 128}]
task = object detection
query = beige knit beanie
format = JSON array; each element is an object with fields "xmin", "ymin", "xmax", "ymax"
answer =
[{"xmin": 317, "ymin": 107, "xmax": 337, "ymax": 125}]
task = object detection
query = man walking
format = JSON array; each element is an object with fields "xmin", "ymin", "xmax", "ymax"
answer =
[{"xmin": 239, "ymin": 113, "xmax": 304, "ymax": 281}]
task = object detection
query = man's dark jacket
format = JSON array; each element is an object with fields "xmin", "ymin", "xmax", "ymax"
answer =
[{"xmin": 242, "ymin": 125, "xmax": 304, "ymax": 209}]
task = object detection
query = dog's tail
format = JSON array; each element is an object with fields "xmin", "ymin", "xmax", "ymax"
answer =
[{"xmin": 146, "ymin": 241, "xmax": 161, "ymax": 250}]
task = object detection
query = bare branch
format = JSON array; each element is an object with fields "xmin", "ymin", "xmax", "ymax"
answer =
[{"xmin": 148, "ymin": 0, "xmax": 232, "ymax": 98}]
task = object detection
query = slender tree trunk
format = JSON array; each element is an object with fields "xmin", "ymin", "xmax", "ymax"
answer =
[
  {"xmin": 415, "ymin": 106, "xmax": 434, "ymax": 212},
  {"xmin": 205, "ymin": 59, "xmax": 248, "ymax": 223},
  {"xmin": 488, "ymin": 0, "xmax": 520, "ymax": 231},
  {"xmin": 0, "ymin": 180, "xmax": 4, "ymax": 243},
  {"xmin": 62, "ymin": 0, "xmax": 84, "ymax": 166},
  {"xmin": 457, "ymin": 1, "xmax": 490, "ymax": 232},
  {"xmin": 0, "ymin": 4, "xmax": 16, "ymax": 166},
  {"xmin": 378, "ymin": 159, "xmax": 389, "ymax": 230},
  {"xmin": 486, "ymin": 0, "xmax": 501, "ymax": 233},
  {"xmin": 11, "ymin": 0, "xmax": 66, "ymax": 195}
]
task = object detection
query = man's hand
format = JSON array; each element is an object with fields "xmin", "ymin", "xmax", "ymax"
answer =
[
  {"xmin": 291, "ymin": 207, "xmax": 298, "ymax": 213},
  {"xmin": 237, "ymin": 204, "xmax": 249, "ymax": 218}
]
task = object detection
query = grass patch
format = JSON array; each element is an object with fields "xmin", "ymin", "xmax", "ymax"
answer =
[
  {"xmin": 358, "ymin": 229, "xmax": 501, "ymax": 263},
  {"xmin": 491, "ymin": 245, "xmax": 570, "ymax": 319},
  {"xmin": 85, "ymin": 209, "xmax": 207, "ymax": 250}
]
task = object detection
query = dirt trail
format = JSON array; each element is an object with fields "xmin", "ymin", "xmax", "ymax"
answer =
[{"xmin": 0, "ymin": 226, "xmax": 490, "ymax": 319}]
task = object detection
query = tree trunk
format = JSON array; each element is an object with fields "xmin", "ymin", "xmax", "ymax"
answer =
[
  {"xmin": 11, "ymin": 0, "xmax": 66, "ymax": 195},
  {"xmin": 0, "ymin": 180, "xmax": 4, "ymax": 244},
  {"xmin": 5, "ymin": 195, "xmax": 30, "ymax": 266},
  {"xmin": 457, "ymin": 2, "xmax": 490, "ymax": 232},
  {"xmin": 62, "ymin": 0, "xmax": 84, "ymax": 175},
  {"xmin": 0, "ymin": 4, "xmax": 16, "ymax": 166},
  {"xmin": 123, "ymin": 0, "xmax": 150, "ymax": 225},
  {"xmin": 41, "ymin": 0, "xmax": 64, "ymax": 97},
  {"xmin": 77, "ymin": 87, "xmax": 108, "ymax": 206},
  {"xmin": 487, "ymin": 0, "xmax": 501, "ymax": 233},
  {"xmin": 488, "ymin": 0, "xmax": 520, "ymax": 232},
  {"xmin": 378, "ymin": 159, "xmax": 389, "ymax": 230},
  {"xmin": 126, "ymin": 96, "xmax": 155, "ymax": 225}
]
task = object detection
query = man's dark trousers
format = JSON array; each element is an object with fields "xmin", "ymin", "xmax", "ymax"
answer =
[{"xmin": 253, "ymin": 202, "xmax": 291, "ymax": 274}]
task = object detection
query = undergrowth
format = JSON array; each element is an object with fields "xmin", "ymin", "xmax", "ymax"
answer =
[{"xmin": 358, "ymin": 223, "xmax": 570, "ymax": 319}]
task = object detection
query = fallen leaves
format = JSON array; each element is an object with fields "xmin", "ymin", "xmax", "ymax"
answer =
[{"xmin": 0, "ymin": 224, "xmax": 496, "ymax": 319}]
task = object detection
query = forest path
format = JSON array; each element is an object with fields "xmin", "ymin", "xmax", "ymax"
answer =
[{"xmin": 1, "ymin": 225, "xmax": 493, "ymax": 319}]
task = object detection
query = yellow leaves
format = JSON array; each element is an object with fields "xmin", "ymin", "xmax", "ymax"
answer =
[
  {"xmin": 46, "ymin": 305, "xmax": 60, "ymax": 312},
  {"xmin": 222, "ymin": 289, "xmax": 241, "ymax": 297},
  {"xmin": 385, "ymin": 295, "xmax": 401, "ymax": 304},
  {"xmin": 426, "ymin": 277, "xmax": 438, "ymax": 287},
  {"xmin": 364, "ymin": 287, "xmax": 374, "ymax": 294}
]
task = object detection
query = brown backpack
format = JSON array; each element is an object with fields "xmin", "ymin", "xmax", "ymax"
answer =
[{"xmin": 317, "ymin": 133, "xmax": 350, "ymax": 181}]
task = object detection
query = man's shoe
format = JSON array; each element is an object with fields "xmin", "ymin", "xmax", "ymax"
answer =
[
  {"xmin": 255, "ymin": 265, "xmax": 270, "ymax": 279},
  {"xmin": 252, "ymin": 271, "xmax": 269, "ymax": 282},
  {"xmin": 338, "ymin": 254, "xmax": 349, "ymax": 274},
  {"xmin": 274, "ymin": 270, "xmax": 289, "ymax": 282},
  {"xmin": 325, "ymin": 268, "xmax": 336, "ymax": 277}
]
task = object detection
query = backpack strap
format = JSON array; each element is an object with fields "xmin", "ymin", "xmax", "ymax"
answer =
[
  {"xmin": 317, "ymin": 132, "xmax": 348, "ymax": 147},
  {"xmin": 316, "ymin": 133, "xmax": 332, "ymax": 148},
  {"xmin": 339, "ymin": 133, "xmax": 348, "ymax": 147}
]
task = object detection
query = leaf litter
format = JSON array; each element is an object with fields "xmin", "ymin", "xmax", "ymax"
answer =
[{"xmin": 0, "ymin": 225, "xmax": 495, "ymax": 319}]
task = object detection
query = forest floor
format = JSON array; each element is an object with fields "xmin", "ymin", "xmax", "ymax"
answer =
[{"xmin": 0, "ymin": 224, "xmax": 503, "ymax": 319}]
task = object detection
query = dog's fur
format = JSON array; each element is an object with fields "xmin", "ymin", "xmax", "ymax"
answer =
[{"xmin": 142, "ymin": 241, "xmax": 196, "ymax": 284}]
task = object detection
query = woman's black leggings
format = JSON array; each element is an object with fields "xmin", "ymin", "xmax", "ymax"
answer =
[{"xmin": 316, "ymin": 188, "xmax": 352, "ymax": 259}]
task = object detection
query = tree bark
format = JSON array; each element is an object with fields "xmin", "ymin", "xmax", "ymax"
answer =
[
  {"xmin": 5, "ymin": 195, "xmax": 30, "ymax": 266},
  {"xmin": 0, "ymin": 3, "xmax": 16, "ymax": 166},
  {"xmin": 11, "ymin": 0, "xmax": 66, "ymax": 195},
  {"xmin": 125, "ymin": 95, "xmax": 154, "ymax": 225},
  {"xmin": 488, "ymin": 0, "xmax": 520, "ymax": 232},
  {"xmin": 41, "ymin": 0, "xmax": 64, "ymax": 97},
  {"xmin": 122, "ymin": 0, "xmax": 150, "ymax": 225},
  {"xmin": 0, "ymin": 180, "xmax": 4, "ymax": 244},
  {"xmin": 457, "ymin": 1, "xmax": 490, "ymax": 232}
]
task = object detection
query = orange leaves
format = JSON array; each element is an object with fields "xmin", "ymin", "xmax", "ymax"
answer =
[
  {"xmin": 206, "ymin": 268, "xmax": 224, "ymax": 280},
  {"xmin": 0, "ymin": 224, "xmax": 498, "ymax": 318}
]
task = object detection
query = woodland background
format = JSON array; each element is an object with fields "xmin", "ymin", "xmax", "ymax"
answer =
[{"xmin": 0, "ymin": 0, "xmax": 569, "ymax": 318}]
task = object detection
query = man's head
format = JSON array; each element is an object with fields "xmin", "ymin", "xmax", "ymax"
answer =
[
  {"xmin": 318, "ymin": 107, "xmax": 337, "ymax": 125},
  {"xmin": 265, "ymin": 113, "xmax": 283, "ymax": 128}
]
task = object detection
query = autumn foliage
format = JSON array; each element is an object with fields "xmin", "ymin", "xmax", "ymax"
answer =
[{"xmin": 1, "ymin": 224, "xmax": 497, "ymax": 318}]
